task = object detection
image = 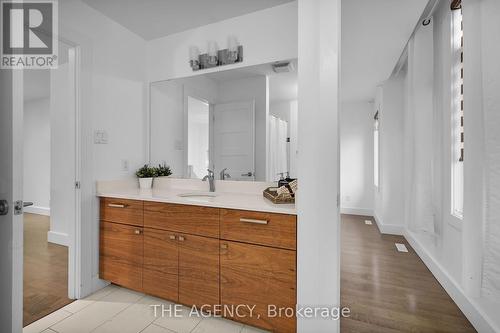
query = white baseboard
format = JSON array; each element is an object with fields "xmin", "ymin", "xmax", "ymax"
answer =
[
  {"xmin": 24, "ymin": 206, "xmax": 50, "ymax": 216},
  {"xmin": 340, "ymin": 207, "xmax": 373, "ymax": 216},
  {"xmin": 47, "ymin": 230, "xmax": 69, "ymax": 247},
  {"xmin": 373, "ymin": 213, "xmax": 404, "ymax": 235},
  {"xmin": 405, "ymin": 230, "xmax": 498, "ymax": 333}
]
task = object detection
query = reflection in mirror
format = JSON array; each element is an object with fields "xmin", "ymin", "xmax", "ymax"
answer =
[
  {"xmin": 149, "ymin": 59, "xmax": 297, "ymax": 182},
  {"xmin": 187, "ymin": 96, "xmax": 209, "ymax": 179}
]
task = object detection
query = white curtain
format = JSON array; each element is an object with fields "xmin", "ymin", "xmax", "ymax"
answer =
[
  {"xmin": 268, "ymin": 116, "xmax": 288, "ymax": 181},
  {"xmin": 407, "ymin": 20, "xmax": 438, "ymax": 235}
]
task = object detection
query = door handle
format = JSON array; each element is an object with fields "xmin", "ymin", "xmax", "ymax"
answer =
[
  {"xmin": 0, "ymin": 200, "xmax": 8, "ymax": 216},
  {"xmin": 23, "ymin": 202, "xmax": 33, "ymax": 207},
  {"xmin": 241, "ymin": 172, "xmax": 253, "ymax": 177}
]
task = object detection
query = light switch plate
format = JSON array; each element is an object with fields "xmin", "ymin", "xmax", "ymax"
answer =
[{"xmin": 94, "ymin": 130, "xmax": 108, "ymax": 144}]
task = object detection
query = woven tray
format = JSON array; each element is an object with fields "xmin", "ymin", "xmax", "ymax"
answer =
[{"xmin": 263, "ymin": 187, "xmax": 295, "ymax": 204}]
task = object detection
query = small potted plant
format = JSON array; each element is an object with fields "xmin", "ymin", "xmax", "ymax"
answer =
[
  {"xmin": 156, "ymin": 163, "xmax": 172, "ymax": 178},
  {"xmin": 136, "ymin": 164, "xmax": 158, "ymax": 189}
]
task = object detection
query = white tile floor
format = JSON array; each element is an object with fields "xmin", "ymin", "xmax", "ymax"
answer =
[{"xmin": 24, "ymin": 285, "xmax": 268, "ymax": 333}]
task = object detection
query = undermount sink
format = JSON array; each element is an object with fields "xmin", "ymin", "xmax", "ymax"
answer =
[{"xmin": 178, "ymin": 192, "xmax": 218, "ymax": 198}]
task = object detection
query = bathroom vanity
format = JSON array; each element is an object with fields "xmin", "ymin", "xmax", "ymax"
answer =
[{"xmin": 97, "ymin": 179, "xmax": 297, "ymax": 333}]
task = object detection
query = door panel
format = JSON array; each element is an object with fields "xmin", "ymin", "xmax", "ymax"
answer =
[
  {"xmin": 143, "ymin": 228, "xmax": 179, "ymax": 301},
  {"xmin": 178, "ymin": 233, "xmax": 219, "ymax": 309},
  {"xmin": 213, "ymin": 101, "xmax": 255, "ymax": 180},
  {"xmin": 220, "ymin": 241, "xmax": 296, "ymax": 333},
  {"xmin": 0, "ymin": 67, "xmax": 23, "ymax": 333},
  {"xmin": 99, "ymin": 221, "xmax": 143, "ymax": 292}
]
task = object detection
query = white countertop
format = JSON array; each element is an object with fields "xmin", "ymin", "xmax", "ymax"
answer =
[{"xmin": 96, "ymin": 179, "xmax": 296, "ymax": 215}]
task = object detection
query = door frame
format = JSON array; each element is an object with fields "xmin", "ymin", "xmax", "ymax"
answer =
[
  {"xmin": 183, "ymin": 89, "xmax": 212, "ymax": 178},
  {"xmin": 12, "ymin": 38, "xmax": 83, "ymax": 329},
  {"xmin": 64, "ymin": 41, "xmax": 83, "ymax": 300}
]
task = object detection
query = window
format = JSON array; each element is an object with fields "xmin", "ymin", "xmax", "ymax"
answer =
[
  {"xmin": 451, "ymin": 2, "xmax": 463, "ymax": 218},
  {"xmin": 374, "ymin": 111, "xmax": 380, "ymax": 188}
]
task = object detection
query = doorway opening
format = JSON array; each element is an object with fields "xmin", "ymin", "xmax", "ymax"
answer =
[{"xmin": 22, "ymin": 41, "xmax": 79, "ymax": 327}]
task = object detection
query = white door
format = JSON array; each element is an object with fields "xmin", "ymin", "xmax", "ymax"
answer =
[
  {"xmin": 0, "ymin": 70, "xmax": 23, "ymax": 332},
  {"xmin": 213, "ymin": 101, "xmax": 255, "ymax": 180}
]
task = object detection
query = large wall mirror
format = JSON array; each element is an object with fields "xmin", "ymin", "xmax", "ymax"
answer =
[{"xmin": 149, "ymin": 59, "xmax": 297, "ymax": 182}]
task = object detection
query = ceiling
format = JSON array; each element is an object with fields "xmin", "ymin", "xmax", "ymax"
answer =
[
  {"xmin": 341, "ymin": 0, "xmax": 428, "ymax": 102},
  {"xmin": 82, "ymin": 0, "xmax": 294, "ymax": 41}
]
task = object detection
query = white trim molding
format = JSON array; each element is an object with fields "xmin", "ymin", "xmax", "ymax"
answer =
[
  {"xmin": 24, "ymin": 206, "xmax": 50, "ymax": 216},
  {"xmin": 47, "ymin": 231, "xmax": 69, "ymax": 247},
  {"xmin": 405, "ymin": 230, "xmax": 499, "ymax": 333},
  {"xmin": 373, "ymin": 213, "xmax": 404, "ymax": 235},
  {"xmin": 340, "ymin": 207, "xmax": 373, "ymax": 216}
]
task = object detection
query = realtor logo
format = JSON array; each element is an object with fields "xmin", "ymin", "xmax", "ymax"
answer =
[{"xmin": 1, "ymin": 0, "xmax": 58, "ymax": 69}]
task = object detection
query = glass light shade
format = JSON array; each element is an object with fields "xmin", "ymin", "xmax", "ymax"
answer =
[
  {"xmin": 189, "ymin": 46, "xmax": 199, "ymax": 61},
  {"xmin": 207, "ymin": 41, "xmax": 218, "ymax": 57},
  {"xmin": 228, "ymin": 35, "xmax": 238, "ymax": 52}
]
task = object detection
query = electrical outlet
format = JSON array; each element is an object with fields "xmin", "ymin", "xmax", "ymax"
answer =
[
  {"xmin": 174, "ymin": 139, "xmax": 183, "ymax": 150},
  {"xmin": 121, "ymin": 159, "xmax": 129, "ymax": 172}
]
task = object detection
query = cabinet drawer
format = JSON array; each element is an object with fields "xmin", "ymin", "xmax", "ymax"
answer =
[
  {"xmin": 220, "ymin": 241, "xmax": 296, "ymax": 333},
  {"xmin": 99, "ymin": 221, "xmax": 143, "ymax": 292},
  {"xmin": 100, "ymin": 197, "xmax": 143, "ymax": 226},
  {"xmin": 220, "ymin": 209, "xmax": 296, "ymax": 250},
  {"xmin": 144, "ymin": 202, "xmax": 219, "ymax": 238}
]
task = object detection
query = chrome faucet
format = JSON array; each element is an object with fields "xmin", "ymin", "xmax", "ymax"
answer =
[
  {"xmin": 202, "ymin": 169, "xmax": 216, "ymax": 192},
  {"xmin": 220, "ymin": 168, "xmax": 231, "ymax": 181}
]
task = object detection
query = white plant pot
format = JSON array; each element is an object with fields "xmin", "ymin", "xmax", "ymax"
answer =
[{"xmin": 139, "ymin": 177, "xmax": 153, "ymax": 189}]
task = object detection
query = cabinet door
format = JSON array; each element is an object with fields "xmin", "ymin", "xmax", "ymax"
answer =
[
  {"xmin": 178, "ymin": 233, "xmax": 219, "ymax": 309},
  {"xmin": 99, "ymin": 221, "xmax": 143, "ymax": 292},
  {"xmin": 143, "ymin": 228, "xmax": 179, "ymax": 301},
  {"xmin": 220, "ymin": 241, "xmax": 296, "ymax": 333}
]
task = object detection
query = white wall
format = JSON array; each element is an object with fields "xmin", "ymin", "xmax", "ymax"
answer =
[
  {"xmin": 340, "ymin": 101, "xmax": 374, "ymax": 215},
  {"xmin": 373, "ymin": 77, "xmax": 405, "ymax": 234},
  {"xmin": 146, "ymin": 2, "xmax": 298, "ymax": 82},
  {"xmin": 297, "ymin": 0, "xmax": 340, "ymax": 332},
  {"xmin": 218, "ymin": 76, "xmax": 268, "ymax": 181},
  {"xmin": 58, "ymin": 0, "xmax": 148, "ymax": 296},
  {"xmin": 23, "ymin": 98, "xmax": 51, "ymax": 215}
]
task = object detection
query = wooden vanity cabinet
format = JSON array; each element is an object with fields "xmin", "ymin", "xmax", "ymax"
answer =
[
  {"xmin": 99, "ymin": 221, "xmax": 143, "ymax": 292},
  {"xmin": 143, "ymin": 228, "xmax": 179, "ymax": 301},
  {"xmin": 178, "ymin": 233, "xmax": 219, "ymax": 308},
  {"xmin": 100, "ymin": 197, "xmax": 297, "ymax": 333},
  {"xmin": 220, "ymin": 241, "xmax": 297, "ymax": 333}
]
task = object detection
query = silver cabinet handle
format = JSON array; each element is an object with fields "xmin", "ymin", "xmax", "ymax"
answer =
[
  {"xmin": 221, "ymin": 243, "xmax": 228, "ymax": 249},
  {"xmin": 178, "ymin": 236, "xmax": 185, "ymax": 241},
  {"xmin": 241, "ymin": 172, "xmax": 253, "ymax": 177},
  {"xmin": 169, "ymin": 235, "xmax": 176, "ymax": 240},
  {"xmin": 134, "ymin": 229, "xmax": 141, "ymax": 235},
  {"xmin": 240, "ymin": 218, "xmax": 268, "ymax": 225},
  {"xmin": 108, "ymin": 203, "xmax": 126, "ymax": 208}
]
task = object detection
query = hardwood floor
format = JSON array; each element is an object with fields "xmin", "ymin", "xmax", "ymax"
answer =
[
  {"xmin": 340, "ymin": 214, "xmax": 476, "ymax": 332},
  {"xmin": 23, "ymin": 213, "xmax": 73, "ymax": 327}
]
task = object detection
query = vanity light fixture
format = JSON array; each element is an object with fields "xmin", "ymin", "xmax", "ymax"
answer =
[
  {"xmin": 227, "ymin": 35, "xmax": 238, "ymax": 62},
  {"xmin": 189, "ymin": 36, "xmax": 244, "ymax": 71},
  {"xmin": 207, "ymin": 41, "xmax": 219, "ymax": 66},
  {"xmin": 189, "ymin": 46, "xmax": 200, "ymax": 70}
]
